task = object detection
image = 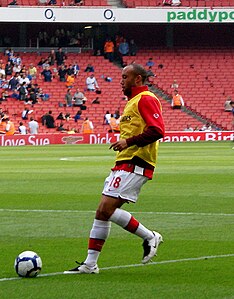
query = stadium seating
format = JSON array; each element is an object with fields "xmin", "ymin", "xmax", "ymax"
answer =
[
  {"xmin": 123, "ymin": 48, "xmax": 234, "ymax": 130},
  {"xmin": 2, "ymin": 0, "xmax": 234, "ymax": 6},
  {"xmin": 123, "ymin": 0, "xmax": 234, "ymax": 7},
  {"xmin": 1, "ymin": 48, "xmax": 233, "ymax": 133}
]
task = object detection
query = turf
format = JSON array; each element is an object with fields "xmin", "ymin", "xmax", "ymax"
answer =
[{"xmin": 0, "ymin": 142, "xmax": 233, "ymax": 299}]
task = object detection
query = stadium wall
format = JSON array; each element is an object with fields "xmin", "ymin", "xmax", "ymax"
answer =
[
  {"xmin": 0, "ymin": 131, "xmax": 233, "ymax": 147},
  {"xmin": 1, "ymin": 7, "xmax": 234, "ymax": 23}
]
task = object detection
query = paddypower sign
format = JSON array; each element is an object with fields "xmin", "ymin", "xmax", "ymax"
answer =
[{"xmin": 167, "ymin": 9, "xmax": 234, "ymax": 23}]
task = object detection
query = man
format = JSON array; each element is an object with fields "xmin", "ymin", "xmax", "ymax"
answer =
[
  {"xmin": 73, "ymin": 88, "xmax": 85, "ymax": 107},
  {"xmin": 81, "ymin": 117, "xmax": 94, "ymax": 134},
  {"xmin": 64, "ymin": 63, "xmax": 165, "ymax": 274},
  {"xmin": 28, "ymin": 117, "xmax": 39, "ymax": 134},
  {"xmin": 171, "ymin": 90, "xmax": 184, "ymax": 109},
  {"xmin": 45, "ymin": 110, "xmax": 55, "ymax": 128},
  {"xmin": 86, "ymin": 73, "xmax": 99, "ymax": 91},
  {"xmin": 5, "ymin": 117, "xmax": 15, "ymax": 135}
]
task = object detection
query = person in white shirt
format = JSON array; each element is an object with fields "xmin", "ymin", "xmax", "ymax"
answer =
[
  {"xmin": 86, "ymin": 73, "xmax": 99, "ymax": 91},
  {"xmin": 18, "ymin": 122, "xmax": 27, "ymax": 134},
  {"xmin": 28, "ymin": 117, "xmax": 39, "ymax": 134}
]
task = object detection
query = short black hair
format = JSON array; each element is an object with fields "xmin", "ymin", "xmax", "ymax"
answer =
[{"xmin": 129, "ymin": 63, "xmax": 148, "ymax": 84}]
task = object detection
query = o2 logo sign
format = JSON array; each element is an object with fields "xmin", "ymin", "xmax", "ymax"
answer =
[
  {"xmin": 44, "ymin": 9, "xmax": 56, "ymax": 21},
  {"xmin": 103, "ymin": 9, "xmax": 116, "ymax": 21}
]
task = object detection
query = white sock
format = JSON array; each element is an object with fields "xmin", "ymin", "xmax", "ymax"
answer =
[
  {"xmin": 109, "ymin": 208, "xmax": 154, "ymax": 240},
  {"xmin": 84, "ymin": 219, "xmax": 111, "ymax": 267}
]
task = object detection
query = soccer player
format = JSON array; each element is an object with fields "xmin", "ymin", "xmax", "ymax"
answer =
[{"xmin": 64, "ymin": 63, "xmax": 165, "ymax": 274}]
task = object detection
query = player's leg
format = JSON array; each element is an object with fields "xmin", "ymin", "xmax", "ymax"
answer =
[
  {"xmin": 103, "ymin": 170, "xmax": 163, "ymax": 264},
  {"xmin": 64, "ymin": 195, "xmax": 124, "ymax": 274}
]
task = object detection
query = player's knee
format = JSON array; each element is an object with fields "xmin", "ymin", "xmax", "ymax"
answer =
[
  {"xmin": 96, "ymin": 201, "xmax": 116, "ymax": 220},
  {"xmin": 95, "ymin": 208, "xmax": 112, "ymax": 221}
]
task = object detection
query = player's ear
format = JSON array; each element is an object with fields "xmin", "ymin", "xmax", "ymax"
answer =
[{"xmin": 135, "ymin": 74, "xmax": 142, "ymax": 84}]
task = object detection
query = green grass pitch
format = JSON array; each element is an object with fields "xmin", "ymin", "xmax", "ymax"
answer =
[{"xmin": 0, "ymin": 142, "xmax": 233, "ymax": 299}]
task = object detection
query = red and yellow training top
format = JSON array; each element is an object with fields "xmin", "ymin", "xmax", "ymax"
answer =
[{"xmin": 112, "ymin": 86, "xmax": 165, "ymax": 179}]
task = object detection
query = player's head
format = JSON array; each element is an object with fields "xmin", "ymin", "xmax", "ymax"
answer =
[{"xmin": 121, "ymin": 63, "xmax": 147, "ymax": 97}]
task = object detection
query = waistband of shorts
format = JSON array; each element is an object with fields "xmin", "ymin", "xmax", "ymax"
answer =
[{"xmin": 111, "ymin": 163, "xmax": 153, "ymax": 179}]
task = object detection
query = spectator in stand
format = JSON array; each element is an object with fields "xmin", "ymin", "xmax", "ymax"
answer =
[
  {"xmin": 73, "ymin": 88, "xmax": 85, "ymax": 107},
  {"xmin": 28, "ymin": 63, "xmax": 37, "ymax": 79},
  {"xmin": 70, "ymin": 0, "xmax": 83, "ymax": 5},
  {"xmin": 37, "ymin": 57, "xmax": 46, "ymax": 67},
  {"xmin": 38, "ymin": 87, "xmax": 50, "ymax": 102},
  {"xmin": 86, "ymin": 73, "xmax": 99, "ymax": 91},
  {"xmin": 18, "ymin": 82, "xmax": 28, "ymax": 101},
  {"xmin": 92, "ymin": 97, "xmax": 100, "ymax": 104},
  {"xmin": 22, "ymin": 107, "xmax": 33, "ymax": 120},
  {"xmin": 184, "ymin": 124, "xmax": 193, "ymax": 132},
  {"xmin": 73, "ymin": 62, "xmax": 80, "ymax": 77},
  {"xmin": 171, "ymin": 90, "xmax": 184, "ymax": 109},
  {"xmin": 108, "ymin": 114, "xmax": 120, "ymax": 133},
  {"xmin": 118, "ymin": 38, "xmax": 129, "ymax": 66},
  {"xmin": 81, "ymin": 117, "xmax": 94, "ymax": 134},
  {"xmin": 58, "ymin": 64, "xmax": 67, "ymax": 82},
  {"xmin": 12, "ymin": 62, "xmax": 21, "ymax": 74},
  {"xmin": 74, "ymin": 110, "xmax": 82, "ymax": 122},
  {"xmin": 0, "ymin": 64, "xmax": 6, "ymax": 78},
  {"xmin": 8, "ymin": 0, "xmax": 18, "ymax": 6},
  {"xmin": 163, "ymin": 0, "xmax": 181, "ymax": 5},
  {"xmin": 146, "ymin": 66, "xmax": 156, "ymax": 87},
  {"xmin": 48, "ymin": 0, "xmax": 57, "ymax": 5},
  {"xmin": 57, "ymin": 122, "xmax": 67, "ymax": 132},
  {"xmin": 224, "ymin": 96, "xmax": 233, "ymax": 112},
  {"xmin": 146, "ymin": 57, "xmax": 155, "ymax": 67},
  {"xmin": 42, "ymin": 59, "xmax": 50, "ymax": 70},
  {"xmin": 103, "ymin": 110, "xmax": 111, "ymax": 124},
  {"xmin": 47, "ymin": 49, "xmax": 56, "ymax": 66},
  {"xmin": 129, "ymin": 39, "xmax": 137, "ymax": 56},
  {"xmin": 38, "ymin": 30, "xmax": 49, "ymax": 47},
  {"xmin": 5, "ymin": 61, "xmax": 13, "ymax": 79},
  {"xmin": 41, "ymin": 66, "xmax": 52, "ymax": 82},
  {"xmin": 14, "ymin": 53, "xmax": 22, "ymax": 66},
  {"xmin": 18, "ymin": 121, "xmax": 27, "ymax": 134},
  {"xmin": 104, "ymin": 38, "xmax": 115, "ymax": 62},
  {"xmin": 28, "ymin": 84, "xmax": 39, "ymax": 105},
  {"xmin": 56, "ymin": 47, "xmax": 66, "ymax": 66},
  {"xmin": 56, "ymin": 112, "xmax": 66, "ymax": 121},
  {"xmin": 84, "ymin": 63, "xmax": 94, "ymax": 73},
  {"xmin": 28, "ymin": 117, "xmax": 39, "ymax": 134},
  {"xmin": 9, "ymin": 89, "xmax": 19, "ymax": 100},
  {"xmin": 65, "ymin": 89, "xmax": 73, "ymax": 107},
  {"xmin": 0, "ymin": 117, "xmax": 7, "ymax": 134},
  {"xmin": 67, "ymin": 64, "xmax": 75, "ymax": 76},
  {"xmin": 5, "ymin": 117, "xmax": 15, "ymax": 135},
  {"xmin": 113, "ymin": 109, "xmax": 120, "ymax": 120},
  {"xmin": 171, "ymin": 79, "xmax": 179, "ymax": 90},
  {"xmin": 8, "ymin": 74, "xmax": 19, "ymax": 90},
  {"xmin": 66, "ymin": 74, "xmax": 75, "ymax": 89},
  {"xmin": 201, "ymin": 122, "xmax": 212, "ymax": 131},
  {"xmin": 0, "ymin": 90, "xmax": 9, "ymax": 102},
  {"xmin": 18, "ymin": 74, "xmax": 30, "ymax": 87},
  {"xmin": 45, "ymin": 110, "xmax": 56, "ymax": 128}
]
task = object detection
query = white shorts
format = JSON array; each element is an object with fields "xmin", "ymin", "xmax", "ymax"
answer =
[{"xmin": 102, "ymin": 170, "xmax": 148, "ymax": 203}]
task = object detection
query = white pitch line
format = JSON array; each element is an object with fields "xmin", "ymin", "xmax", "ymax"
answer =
[
  {"xmin": 0, "ymin": 254, "xmax": 233, "ymax": 282},
  {"xmin": 0, "ymin": 209, "xmax": 233, "ymax": 217}
]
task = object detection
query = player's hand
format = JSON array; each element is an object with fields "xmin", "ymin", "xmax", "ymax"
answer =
[{"xmin": 109, "ymin": 139, "xmax": 128, "ymax": 152}]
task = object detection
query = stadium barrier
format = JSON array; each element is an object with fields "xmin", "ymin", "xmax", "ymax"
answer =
[{"xmin": 0, "ymin": 131, "xmax": 233, "ymax": 147}]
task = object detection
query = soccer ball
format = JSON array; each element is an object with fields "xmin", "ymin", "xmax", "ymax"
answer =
[{"xmin": 14, "ymin": 251, "xmax": 42, "ymax": 278}]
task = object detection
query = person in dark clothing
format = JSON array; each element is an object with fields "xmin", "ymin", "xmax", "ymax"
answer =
[
  {"xmin": 45, "ymin": 110, "xmax": 55, "ymax": 128},
  {"xmin": 55, "ymin": 47, "xmax": 66, "ymax": 66},
  {"xmin": 58, "ymin": 65, "xmax": 67, "ymax": 82}
]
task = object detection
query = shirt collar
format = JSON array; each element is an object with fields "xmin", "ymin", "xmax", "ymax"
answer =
[{"xmin": 129, "ymin": 86, "xmax": 148, "ymax": 100}]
